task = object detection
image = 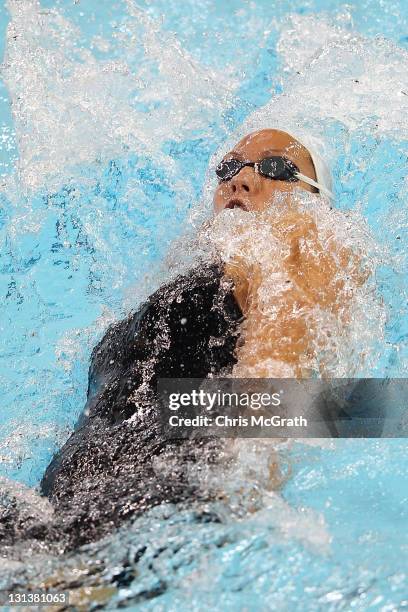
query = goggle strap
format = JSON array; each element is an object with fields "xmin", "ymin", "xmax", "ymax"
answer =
[{"xmin": 294, "ymin": 172, "xmax": 335, "ymax": 200}]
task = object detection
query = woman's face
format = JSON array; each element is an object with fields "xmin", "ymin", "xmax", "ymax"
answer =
[{"xmin": 213, "ymin": 129, "xmax": 318, "ymax": 214}]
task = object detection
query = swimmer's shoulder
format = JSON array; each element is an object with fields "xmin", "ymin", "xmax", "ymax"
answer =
[
  {"xmin": 86, "ymin": 259, "xmax": 238, "ymax": 407},
  {"xmin": 92, "ymin": 259, "xmax": 226, "ymax": 358}
]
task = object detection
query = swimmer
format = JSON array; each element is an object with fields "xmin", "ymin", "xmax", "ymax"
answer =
[{"xmin": 33, "ymin": 128, "xmax": 370, "ymax": 550}]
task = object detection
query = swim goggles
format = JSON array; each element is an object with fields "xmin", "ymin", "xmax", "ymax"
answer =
[{"xmin": 215, "ymin": 155, "xmax": 334, "ymax": 199}]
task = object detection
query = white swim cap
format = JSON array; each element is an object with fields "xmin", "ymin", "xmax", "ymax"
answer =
[{"xmin": 279, "ymin": 127, "xmax": 335, "ymax": 200}]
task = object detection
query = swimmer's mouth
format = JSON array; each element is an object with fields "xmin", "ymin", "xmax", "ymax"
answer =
[{"xmin": 225, "ymin": 199, "xmax": 248, "ymax": 211}]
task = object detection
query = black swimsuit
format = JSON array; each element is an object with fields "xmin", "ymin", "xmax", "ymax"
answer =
[
  {"xmin": 40, "ymin": 261, "xmax": 243, "ymax": 548},
  {"xmin": 1, "ymin": 261, "xmax": 386, "ymax": 551}
]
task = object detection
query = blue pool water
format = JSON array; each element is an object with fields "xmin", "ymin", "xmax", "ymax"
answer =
[{"xmin": 0, "ymin": 0, "xmax": 407, "ymax": 609}]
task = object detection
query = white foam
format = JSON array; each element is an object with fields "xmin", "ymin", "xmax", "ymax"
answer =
[
  {"xmin": 3, "ymin": 0, "xmax": 237, "ymax": 192},
  {"xmin": 199, "ymin": 193, "xmax": 384, "ymax": 377},
  {"xmin": 246, "ymin": 22, "xmax": 408, "ymax": 143}
]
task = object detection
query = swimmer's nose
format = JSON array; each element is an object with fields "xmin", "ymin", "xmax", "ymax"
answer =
[{"xmin": 229, "ymin": 166, "xmax": 259, "ymax": 195}]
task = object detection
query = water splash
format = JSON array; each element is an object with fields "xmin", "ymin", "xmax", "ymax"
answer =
[
  {"xmin": 0, "ymin": 2, "xmax": 407, "ymax": 608},
  {"xmin": 2, "ymin": 0, "xmax": 237, "ymax": 193},
  {"xmin": 198, "ymin": 192, "xmax": 384, "ymax": 377}
]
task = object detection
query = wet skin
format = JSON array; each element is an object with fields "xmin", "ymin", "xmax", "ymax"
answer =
[{"xmin": 213, "ymin": 129, "xmax": 318, "ymax": 214}]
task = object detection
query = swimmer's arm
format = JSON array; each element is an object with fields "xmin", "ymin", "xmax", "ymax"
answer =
[
  {"xmin": 227, "ymin": 211, "xmax": 370, "ymax": 317},
  {"xmin": 275, "ymin": 211, "xmax": 370, "ymax": 314},
  {"xmin": 230, "ymin": 212, "xmax": 370, "ymax": 377}
]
